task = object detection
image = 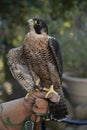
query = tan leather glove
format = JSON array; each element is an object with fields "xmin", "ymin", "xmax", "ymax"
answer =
[
  {"xmin": 0, "ymin": 91, "xmax": 50, "ymax": 130},
  {"xmin": 25, "ymin": 92, "xmax": 48, "ymax": 112}
]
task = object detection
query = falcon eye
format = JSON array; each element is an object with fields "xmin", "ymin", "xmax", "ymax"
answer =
[{"xmin": 34, "ymin": 20, "xmax": 40, "ymax": 25}]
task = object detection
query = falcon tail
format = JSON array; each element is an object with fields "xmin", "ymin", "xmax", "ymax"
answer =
[
  {"xmin": 55, "ymin": 98, "xmax": 68, "ymax": 120},
  {"xmin": 50, "ymin": 97, "xmax": 68, "ymax": 121}
]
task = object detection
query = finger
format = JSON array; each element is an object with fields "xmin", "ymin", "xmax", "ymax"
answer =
[
  {"xmin": 28, "ymin": 91, "xmax": 47, "ymax": 104},
  {"xmin": 32, "ymin": 91, "xmax": 47, "ymax": 99},
  {"xmin": 35, "ymin": 98, "xmax": 48, "ymax": 108},
  {"xmin": 47, "ymin": 93, "xmax": 60, "ymax": 103},
  {"xmin": 33, "ymin": 106, "xmax": 48, "ymax": 114}
]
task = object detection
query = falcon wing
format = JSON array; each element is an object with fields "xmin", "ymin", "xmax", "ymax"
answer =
[
  {"xmin": 7, "ymin": 46, "xmax": 34, "ymax": 92},
  {"xmin": 48, "ymin": 37, "xmax": 63, "ymax": 82},
  {"xmin": 48, "ymin": 37, "xmax": 68, "ymax": 120}
]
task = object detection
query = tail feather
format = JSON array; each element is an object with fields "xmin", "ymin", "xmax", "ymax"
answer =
[
  {"xmin": 55, "ymin": 97, "xmax": 68, "ymax": 120},
  {"xmin": 50, "ymin": 97, "xmax": 68, "ymax": 121}
]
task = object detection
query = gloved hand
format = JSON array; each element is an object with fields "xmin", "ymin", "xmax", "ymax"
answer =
[
  {"xmin": 0, "ymin": 91, "xmax": 58, "ymax": 130},
  {"xmin": 25, "ymin": 90, "xmax": 60, "ymax": 115},
  {"xmin": 0, "ymin": 91, "xmax": 60, "ymax": 130},
  {"xmin": 25, "ymin": 91, "xmax": 60, "ymax": 122}
]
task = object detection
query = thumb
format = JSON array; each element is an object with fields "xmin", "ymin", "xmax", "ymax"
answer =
[
  {"xmin": 27, "ymin": 91, "xmax": 47, "ymax": 104},
  {"xmin": 33, "ymin": 98, "xmax": 48, "ymax": 114}
]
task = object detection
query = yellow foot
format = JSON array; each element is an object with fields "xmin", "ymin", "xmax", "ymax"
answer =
[
  {"xmin": 43, "ymin": 85, "xmax": 58, "ymax": 98},
  {"xmin": 35, "ymin": 88, "xmax": 39, "ymax": 92},
  {"xmin": 35, "ymin": 78, "xmax": 41, "ymax": 91},
  {"xmin": 25, "ymin": 93, "xmax": 30, "ymax": 99}
]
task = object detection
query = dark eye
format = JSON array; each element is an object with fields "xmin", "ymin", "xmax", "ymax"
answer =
[
  {"xmin": 35, "ymin": 20, "xmax": 40, "ymax": 25},
  {"xmin": 37, "ymin": 21, "xmax": 40, "ymax": 25}
]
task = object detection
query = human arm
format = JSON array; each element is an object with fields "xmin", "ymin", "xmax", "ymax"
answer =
[{"xmin": 0, "ymin": 91, "xmax": 48, "ymax": 130}]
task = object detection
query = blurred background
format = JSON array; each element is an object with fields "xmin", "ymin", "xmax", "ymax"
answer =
[{"xmin": 0, "ymin": 0, "xmax": 87, "ymax": 129}]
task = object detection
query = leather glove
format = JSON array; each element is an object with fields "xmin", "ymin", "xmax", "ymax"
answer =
[
  {"xmin": 0, "ymin": 91, "xmax": 60, "ymax": 130},
  {"xmin": 25, "ymin": 91, "xmax": 49, "ymax": 122}
]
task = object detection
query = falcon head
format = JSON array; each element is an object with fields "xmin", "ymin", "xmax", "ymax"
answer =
[{"xmin": 27, "ymin": 17, "xmax": 48, "ymax": 34}]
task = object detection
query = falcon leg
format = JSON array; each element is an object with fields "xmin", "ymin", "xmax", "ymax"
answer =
[
  {"xmin": 25, "ymin": 93, "xmax": 30, "ymax": 99},
  {"xmin": 35, "ymin": 78, "xmax": 41, "ymax": 91},
  {"xmin": 35, "ymin": 78, "xmax": 40, "ymax": 87},
  {"xmin": 43, "ymin": 85, "xmax": 58, "ymax": 98}
]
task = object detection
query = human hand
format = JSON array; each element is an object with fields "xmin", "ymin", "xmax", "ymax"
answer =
[{"xmin": 25, "ymin": 91, "xmax": 49, "ymax": 115}]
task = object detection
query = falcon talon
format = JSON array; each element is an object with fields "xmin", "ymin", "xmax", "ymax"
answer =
[
  {"xmin": 43, "ymin": 85, "xmax": 58, "ymax": 98},
  {"xmin": 25, "ymin": 93, "xmax": 30, "ymax": 99},
  {"xmin": 35, "ymin": 88, "xmax": 39, "ymax": 91}
]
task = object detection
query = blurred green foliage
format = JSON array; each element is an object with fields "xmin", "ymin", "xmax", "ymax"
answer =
[
  {"xmin": 59, "ymin": 6, "xmax": 87, "ymax": 77},
  {"xmin": 0, "ymin": 2, "xmax": 87, "ymax": 130},
  {"xmin": 0, "ymin": 0, "xmax": 87, "ymax": 84}
]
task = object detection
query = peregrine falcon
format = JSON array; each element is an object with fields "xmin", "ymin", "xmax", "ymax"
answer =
[{"xmin": 7, "ymin": 17, "xmax": 68, "ymax": 120}]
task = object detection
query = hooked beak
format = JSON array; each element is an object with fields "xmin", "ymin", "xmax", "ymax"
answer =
[{"xmin": 26, "ymin": 19, "xmax": 34, "ymax": 26}]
